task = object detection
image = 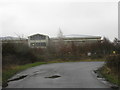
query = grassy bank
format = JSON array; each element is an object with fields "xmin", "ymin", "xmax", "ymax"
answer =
[
  {"xmin": 2, "ymin": 62, "xmax": 47, "ymax": 87},
  {"xmin": 2, "ymin": 59, "xmax": 105, "ymax": 87},
  {"xmin": 99, "ymin": 66, "xmax": 120, "ymax": 86},
  {"xmin": 47, "ymin": 59, "xmax": 105, "ymax": 63}
]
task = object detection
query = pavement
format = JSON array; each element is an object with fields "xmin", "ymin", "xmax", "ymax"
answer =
[{"xmin": 7, "ymin": 61, "xmax": 111, "ymax": 88}]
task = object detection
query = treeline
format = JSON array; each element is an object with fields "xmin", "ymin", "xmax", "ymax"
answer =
[
  {"xmin": 47, "ymin": 37, "xmax": 119, "ymax": 60},
  {"xmin": 106, "ymin": 54, "xmax": 120, "ymax": 74},
  {"xmin": 105, "ymin": 38, "xmax": 120, "ymax": 83},
  {"xmin": 2, "ymin": 42, "xmax": 48, "ymax": 68},
  {"xmin": 2, "ymin": 37, "xmax": 120, "ymax": 68}
]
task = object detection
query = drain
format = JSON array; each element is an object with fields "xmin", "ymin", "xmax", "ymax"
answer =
[
  {"xmin": 94, "ymin": 70, "xmax": 97, "ymax": 73},
  {"xmin": 45, "ymin": 75, "xmax": 61, "ymax": 79},
  {"xmin": 7, "ymin": 75, "xmax": 28, "ymax": 82},
  {"xmin": 94, "ymin": 70, "xmax": 103, "ymax": 78}
]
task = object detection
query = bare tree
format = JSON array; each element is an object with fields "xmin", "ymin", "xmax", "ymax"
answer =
[
  {"xmin": 57, "ymin": 27, "xmax": 64, "ymax": 39},
  {"xmin": 57, "ymin": 27, "xmax": 64, "ymax": 46},
  {"xmin": 56, "ymin": 27, "xmax": 66, "ymax": 57}
]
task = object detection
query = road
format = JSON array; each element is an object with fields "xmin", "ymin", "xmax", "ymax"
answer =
[{"xmin": 7, "ymin": 62, "xmax": 110, "ymax": 88}]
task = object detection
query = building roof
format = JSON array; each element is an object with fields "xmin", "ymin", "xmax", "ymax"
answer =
[
  {"xmin": 64, "ymin": 34, "xmax": 101, "ymax": 39},
  {"xmin": 51, "ymin": 35, "xmax": 101, "ymax": 41},
  {"xmin": 28, "ymin": 33, "xmax": 49, "ymax": 37},
  {"xmin": 51, "ymin": 34, "xmax": 101, "ymax": 39}
]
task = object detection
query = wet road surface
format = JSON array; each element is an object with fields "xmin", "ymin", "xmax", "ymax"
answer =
[{"xmin": 7, "ymin": 62, "xmax": 111, "ymax": 88}]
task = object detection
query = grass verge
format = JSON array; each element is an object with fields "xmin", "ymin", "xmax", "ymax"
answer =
[
  {"xmin": 99, "ymin": 66, "xmax": 120, "ymax": 86},
  {"xmin": 47, "ymin": 59, "xmax": 105, "ymax": 63},
  {"xmin": 2, "ymin": 62, "xmax": 47, "ymax": 87}
]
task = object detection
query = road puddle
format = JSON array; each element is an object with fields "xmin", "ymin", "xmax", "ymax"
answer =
[{"xmin": 45, "ymin": 75, "xmax": 61, "ymax": 79}]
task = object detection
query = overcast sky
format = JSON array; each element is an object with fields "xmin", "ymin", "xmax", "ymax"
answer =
[{"xmin": 0, "ymin": 0, "xmax": 119, "ymax": 41}]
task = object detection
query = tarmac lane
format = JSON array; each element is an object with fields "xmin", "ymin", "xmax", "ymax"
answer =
[{"xmin": 6, "ymin": 62, "xmax": 111, "ymax": 88}]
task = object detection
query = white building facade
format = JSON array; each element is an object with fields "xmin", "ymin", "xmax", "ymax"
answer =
[{"xmin": 28, "ymin": 34, "xmax": 49, "ymax": 48}]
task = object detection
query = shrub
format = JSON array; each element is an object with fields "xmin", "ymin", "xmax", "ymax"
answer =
[
  {"xmin": 106, "ymin": 54, "xmax": 120, "ymax": 74},
  {"xmin": 2, "ymin": 43, "xmax": 39, "ymax": 66}
]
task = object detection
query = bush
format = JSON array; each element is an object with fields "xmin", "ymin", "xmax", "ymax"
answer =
[
  {"xmin": 106, "ymin": 54, "xmax": 120, "ymax": 74},
  {"xmin": 2, "ymin": 43, "xmax": 39, "ymax": 66}
]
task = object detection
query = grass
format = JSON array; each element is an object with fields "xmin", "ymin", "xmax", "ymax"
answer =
[
  {"xmin": 2, "ymin": 62, "xmax": 47, "ymax": 87},
  {"xmin": 2, "ymin": 59, "xmax": 105, "ymax": 87},
  {"xmin": 99, "ymin": 66, "xmax": 120, "ymax": 86},
  {"xmin": 47, "ymin": 59, "xmax": 105, "ymax": 63}
]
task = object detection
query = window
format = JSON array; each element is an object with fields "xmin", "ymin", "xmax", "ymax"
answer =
[
  {"xmin": 41, "ymin": 36, "xmax": 46, "ymax": 39},
  {"xmin": 41, "ymin": 42, "xmax": 46, "ymax": 46},
  {"xmin": 30, "ymin": 35, "xmax": 46, "ymax": 40},
  {"xmin": 30, "ymin": 37, "xmax": 34, "ymax": 40},
  {"xmin": 31, "ymin": 42, "xmax": 46, "ymax": 47}
]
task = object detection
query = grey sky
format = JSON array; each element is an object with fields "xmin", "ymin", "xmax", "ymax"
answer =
[{"xmin": 0, "ymin": 0, "xmax": 119, "ymax": 41}]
